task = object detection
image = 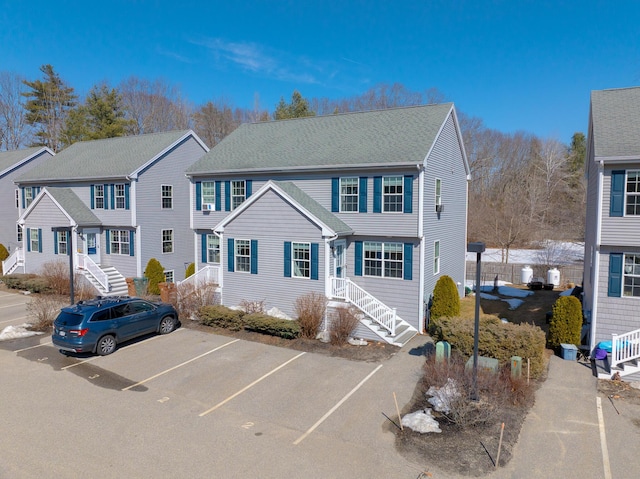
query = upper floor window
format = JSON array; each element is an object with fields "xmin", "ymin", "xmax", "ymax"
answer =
[
  {"xmin": 15, "ymin": 189, "xmax": 19, "ymax": 208},
  {"xmin": 231, "ymin": 181, "xmax": 246, "ymax": 210},
  {"xmin": 24, "ymin": 187, "xmax": 34, "ymax": 208},
  {"xmin": 95, "ymin": 184, "xmax": 105, "ymax": 209},
  {"xmin": 383, "ymin": 176, "xmax": 403, "ymax": 212},
  {"xmin": 115, "ymin": 184, "xmax": 126, "ymax": 209},
  {"xmin": 202, "ymin": 182, "xmax": 215, "ymax": 209},
  {"xmin": 364, "ymin": 241, "xmax": 403, "ymax": 278},
  {"xmin": 340, "ymin": 178, "xmax": 359, "ymax": 212},
  {"xmin": 435, "ymin": 178, "xmax": 442, "ymax": 211},
  {"xmin": 162, "ymin": 229, "xmax": 174, "ymax": 253},
  {"xmin": 161, "ymin": 185, "xmax": 173, "ymax": 209},
  {"xmin": 627, "ymin": 171, "xmax": 640, "ymax": 215}
]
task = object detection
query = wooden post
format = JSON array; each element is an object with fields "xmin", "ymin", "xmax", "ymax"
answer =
[
  {"xmin": 393, "ymin": 392, "xmax": 403, "ymax": 431},
  {"xmin": 495, "ymin": 422, "xmax": 505, "ymax": 468}
]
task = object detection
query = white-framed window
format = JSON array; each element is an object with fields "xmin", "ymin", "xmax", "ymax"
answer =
[
  {"xmin": 435, "ymin": 178, "xmax": 442, "ymax": 210},
  {"xmin": 57, "ymin": 230, "xmax": 68, "ymax": 255},
  {"xmin": 115, "ymin": 184, "xmax": 126, "ymax": 209},
  {"xmin": 623, "ymin": 253, "xmax": 640, "ymax": 296},
  {"xmin": 231, "ymin": 180, "xmax": 246, "ymax": 210},
  {"xmin": 626, "ymin": 171, "xmax": 640, "ymax": 215},
  {"xmin": 161, "ymin": 185, "xmax": 173, "ymax": 209},
  {"xmin": 235, "ymin": 239, "xmax": 251, "ymax": 272},
  {"xmin": 364, "ymin": 241, "xmax": 403, "ymax": 278},
  {"xmin": 95, "ymin": 184, "xmax": 105, "ymax": 209},
  {"xmin": 164, "ymin": 270, "xmax": 174, "ymax": 283},
  {"xmin": 30, "ymin": 228, "xmax": 39, "ymax": 252},
  {"xmin": 17, "ymin": 225, "xmax": 22, "ymax": 243},
  {"xmin": 383, "ymin": 176, "xmax": 403, "ymax": 212},
  {"xmin": 15, "ymin": 189, "xmax": 19, "ymax": 208},
  {"xmin": 162, "ymin": 229, "xmax": 173, "ymax": 253},
  {"xmin": 110, "ymin": 230, "xmax": 130, "ymax": 255},
  {"xmin": 340, "ymin": 177, "xmax": 358, "ymax": 212},
  {"xmin": 434, "ymin": 240, "xmax": 440, "ymax": 275},
  {"xmin": 292, "ymin": 242, "xmax": 311, "ymax": 278},
  {"xmin": 207, "ymin": 234, "xmax": 220, "ymax": 263},
  {"xmin": 202, "ymin": 181, "xmax": 215, "ymax": 209},
  {"xmin": 25, "ymin": 187, "xmax": 34, "ymax": 208}
]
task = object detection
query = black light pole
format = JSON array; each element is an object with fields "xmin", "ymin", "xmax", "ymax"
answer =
[{"xmin": 467, "ymin": 241, "xmax": 485, "ymax": 401}]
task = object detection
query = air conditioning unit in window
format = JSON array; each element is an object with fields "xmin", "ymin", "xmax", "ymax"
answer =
[
  {"xmin": 203, "ymin": 203, "xmax": 214, "ymax": 211},
  {"xmin": 435, "ymin": 204, "xmax": 444, "ymax": 213}
]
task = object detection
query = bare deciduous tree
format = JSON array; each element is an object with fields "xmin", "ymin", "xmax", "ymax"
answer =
[{"xmin": 0, "ymin": 71, "xmax": 31, "ymax": 150}]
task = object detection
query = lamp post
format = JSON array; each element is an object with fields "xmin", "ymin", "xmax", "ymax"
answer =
[{"xmin": 467, "ymin": 241, "xmax": 485, "ymax": 401}]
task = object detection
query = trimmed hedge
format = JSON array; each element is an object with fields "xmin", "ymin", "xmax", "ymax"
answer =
[
  {"xmin": 198, "ymin": 305, "xmax": 245, "ymax": 331},
  {"xmin": 1, "ymin": 274, "xmax": 52, "ymax": 294},
  {"xmin": 243, "ymin": 313, "xmax": 300, "ymax": 339},
  {"xmin": 429, "ymin": 316, "xmax": 547, "ymax": 378},
  {"xmin": 548, "ymin": 295, "xmax": 582, "ymax": 348},
  {"xmin": 144, "ymin": 258, "xmax": 165, "ymax": 295}
]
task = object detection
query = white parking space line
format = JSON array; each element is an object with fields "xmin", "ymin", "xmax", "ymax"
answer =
[
  {"xmin": 199, "ymin": 351, "xmax": 307, "ymax": 417},
  {"xmin": 596, "ymin": 397, "xmax": 613, "ymax": 479},
  {"xmin": 14, "ymin": 340, "xmax": 52, "ymax": 352},
  {"xmin": 122, "ymin": 339, "xmax": 240, "ymax": 391},
  {"xmin": 293, "ymin": 364, "xmax": 383, "ymax": 445},
  {"xmin": 0, "ymin": 316, "xmax": 28, "ymax": 325},
  {"xmin": 0, "ymin": 302, "xmax": 28, "ymax": 310}
]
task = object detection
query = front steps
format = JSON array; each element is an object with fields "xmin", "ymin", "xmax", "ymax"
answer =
[{"xmin": 82, "ymin": 266, "xmax": 128, "ymax": 296}]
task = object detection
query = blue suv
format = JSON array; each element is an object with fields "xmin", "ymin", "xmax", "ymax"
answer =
[{"xmin": 52, "ymin": 296, "xmax": 178, "ymax": 355}]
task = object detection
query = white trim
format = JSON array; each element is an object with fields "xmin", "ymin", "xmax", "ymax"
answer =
[
  {"xmin": 590, "ymin": 159, "xmax": 604, "ymax": 351},
  {"xmin": 161, "ymin": 184, "xmax": 173, "ymax": 210},
  {"xmin": 0, "ymin": 147, "xmax": 54, "ymax": 178},
  {"xmin": 418, "ymin": 165, "xmax": 425, "ymax": 332},
  {"xmin": 19, "ymin": 188, "xmax": 76, "ymax": 227}
]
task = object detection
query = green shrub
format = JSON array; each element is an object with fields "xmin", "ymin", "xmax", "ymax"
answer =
[
  {"xmin": 243, "ymin": 313, "xmax": 300, "ymax": 339},
  {"xmin": 548, "ymin": 295, "xmax": 582, "ymax": 349},
  {"xmin": 1, "ymin": 274, "xmax": 52, "ymax": 293},
  {"xmin": 144, "ymin": 258, "xmax": 165, "ymax": 295},
  {"xmin": 430, "ymin": 275, "xmax": 460, "ymax": 319},
  {"xmin": 0, "ymin": 243, "xmax": 9, "ymax": 274},
  {"xmin": 198, "ymin": 305, "xmax": 245, "ymax": 331},
  {"xmin": 185, "ymin": 262, "xmax": 195, "ymax": 278},
  {"xmin": 429, "ymin": 316, "xmax": 547, "ymax": 378}
]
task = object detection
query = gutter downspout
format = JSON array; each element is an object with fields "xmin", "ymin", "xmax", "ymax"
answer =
[
  {"xmin": 417, "ymin": 164, "xmax": 426, "ymax": 333},
  {"xmin": 590, "ymin": 159, "xmax": 604, "ymax": 352}
]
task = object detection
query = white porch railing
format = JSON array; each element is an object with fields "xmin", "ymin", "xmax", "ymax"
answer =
[
  {"xmin": 76, "ymin": 254, "xmax": 109, "ymax": 292},
  {"xmin": 330, "ymin": 277, "xmax": 396, "ymax": 336},
  {"xmin": 611, "ymin": 329, "xmax": 640, "ymax": 368},
  {"xmin": 178, "ymin": 265, "xmax": 220, "ymax": 288},
  {"xmin": 2, "ymin": 248, "xmax": 24, "ymax": 275}
]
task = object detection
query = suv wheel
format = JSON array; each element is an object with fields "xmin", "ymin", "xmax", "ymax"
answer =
[
  {"xmin": 159, "ymin": 316, "xmax": 176, "ymax": 334},
  {"xmin": 96, "ymin": 335, "xmax": 116, "ymax": 355}
]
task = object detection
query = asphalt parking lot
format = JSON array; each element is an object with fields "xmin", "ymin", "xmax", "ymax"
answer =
[{"xmin": 0, "ymin": 291, "xmax": 428, "ymax": 479}]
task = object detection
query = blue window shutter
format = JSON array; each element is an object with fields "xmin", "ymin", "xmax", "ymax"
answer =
[
  {"xmin": 246, "ymin": 180, "xmax": 252, "ymax": 198},
  {"xmin": 90, "ymin": 185, "xmax": 95, "ymax": 209},
  {"xmin": 201, "ymin": 234, "xmax": 207, "ymax": 263},
  {"xmin": 26, "ymin": 228, "xmax": 31, "ymax": 252},
  {"xmin": 225, "ymin": 181, "xmax": 231, "ymax": 211},
  {"xmin": 354, "ymin": 241, "xmax": 363, "ymax": 276},
  {"xmin": 373, "ymin": 177, "xmax": 382, "ymax": 213},
  {"xmin": 195, "ymin": 182, "xmax": 202, "ymax": 211},
  {"xmin": 21, "ymin": 188, "xmax": 25, "ymax": 209},
  {"xmin": 331, "ymin": 178, "xmax": 339, "ymax": 212},
  {"xmin": 38, "ymin": 228, "xmax": 42, "ymax": 253},
  {"xmin": 608, "ymin": 253, "xmax": 623, "ymax": 297},
  {"xmin": 403, "ymin": 243, "xmax": 413, "ymax": 280},
  {"xmin": 105, "ymin": 230, "xmax": 111, "ymax": 254},
  {"xmin": 54, "ymin": 231, "xmax": 58, "ymax": 254},
  {"xmin": 110, "ymin": 184, "xmax": 115, "ymax": 209},
  {"xmin": 610, "ymin": 170, "xmax": 625, "ymax": 217},
  {"xmin": 227, "ymin": 238, "xmax": 234, "ymax": 272},
  {"xmin": 215, "ymin": 181, "xmax": 222, "ymax": 211},
  {"xmin": 103, "ymin": 184, "xmax": 109, "ymax": 209},
  {"xmin": 129, "ymin": 230, "xmax": 135, "ymax": 256},
  {"xmin": 311, "ymin": 243, "xmax": 319, "ymax": 280},
  {"xmin": 404, "ymin": 176, "xmax": 413, "ymax": 213},
  {"xmin": 125, "ymin": 184, "xmax": 130, "ymax": 210},
  {"xmin": 250, "ymin": 239, "xmax": 258, "ymax": 275},
  {"xmin": 359, "ymin": 177, "xmax": 368, "ymax": 213},
  {"xmin": 284, "ymin": 242, "xmax": 292, "ymax": 277}
]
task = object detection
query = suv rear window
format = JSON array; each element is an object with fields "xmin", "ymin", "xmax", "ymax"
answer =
[{"xmin": 55, "ymin": 311, "xmax": 84, "ymax": 326}]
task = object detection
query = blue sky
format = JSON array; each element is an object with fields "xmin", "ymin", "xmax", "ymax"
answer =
[{"xmin": 1, "ymin": 1, "xmax": 638, "ymax": 144}]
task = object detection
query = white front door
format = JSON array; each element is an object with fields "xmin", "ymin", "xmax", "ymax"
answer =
[{"xmin": 84, "ymin": 228, "xmax": 101, "ymax": 265}]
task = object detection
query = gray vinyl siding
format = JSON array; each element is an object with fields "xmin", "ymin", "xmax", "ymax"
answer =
[
  {"xmin": 0, "ymin": 150, "xmax": 54, "ymax": 249},
  {"xmin": 600, "ymin": 167, "xmax": 640, "ymax": 247},
  {"xmin": 592, "ymin": 248, "xmax": 640, "ymax": 346},
  {"xmin": 423, "ymin": 112, "xmax": 468, "ymax": 300},
  {"xmin": 103, "ymin": 241, "xmax": 137, "ymax": 278},
  {"xmin": 22, "ymin": 195, "xmax": 70, "ymax": 273},
  {"xmin": 221, "ymin": 189, "xmax": 326, "ymax": 317},
  {"xmin": 136, "ymin": 136, "xmax": 206, "ymax": 280}
]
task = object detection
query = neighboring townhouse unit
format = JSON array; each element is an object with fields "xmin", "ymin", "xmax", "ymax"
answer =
[
  {"xmin": 185, "ymin": 104, "xmax": 470, "ymax": 346},
  {"xmin": 5, "ymin": 130, "xmax": 208, "ymax": 295},
  {"xmin": 583, "ymin": 86, "xmax": 640, "ymax": 379},
  {"xmin": 0, "ymin": 146, "xmax": 54, "ymax": 253}
]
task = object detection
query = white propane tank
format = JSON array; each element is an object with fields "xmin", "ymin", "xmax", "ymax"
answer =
[
  {"xmin": 547, "ymin": 268, "xmax": 560, "ymax": 287},
  {"xmin": 521, "ymin": 266, "xmax": 533, "ymax": 284}
]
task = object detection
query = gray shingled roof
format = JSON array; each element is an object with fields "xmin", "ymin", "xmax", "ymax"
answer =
[
  {"xmin": 0, "ymin": 147, "xmax": 49, "ymax": 177},
  {"xmin": 45, "ymin": 187, "xmax": 101, "ymax": 226},
  {"xmin": 186, "ymin": 103, "xmax": 454, "ymax": 174},
  {"xmin": 274, "ymin": 181, "xmax": 353, "ymax": 235},
  {"xmin": 591, "ymin": 87, "xmax": 640, "ymax": 158},
  {"xmin": 17, "ymin": 130, "xmax": 192, "ymax": 182}
]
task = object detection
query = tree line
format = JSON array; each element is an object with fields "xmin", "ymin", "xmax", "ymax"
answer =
[{"xmin": 0, "ymin": 65, "xmax": 586, "ymax": 258}]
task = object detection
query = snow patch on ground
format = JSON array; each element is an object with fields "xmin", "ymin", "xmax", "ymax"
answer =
[
  {"xmin": 502, "ymin": 298, "xmax": 525, "ymax": 310},
  {"xmin": 0, "ymin": 324, "xmax": 43, "ymax": 341},
  {"xmin": 401, "ymin": 409, "xmax": 442, "ymax": 434}
]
